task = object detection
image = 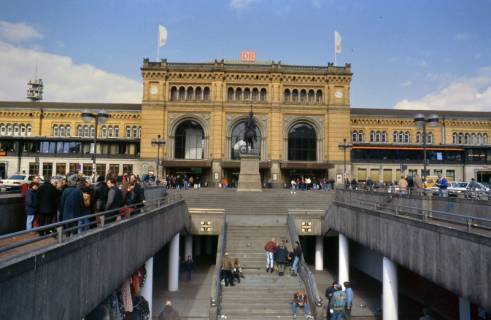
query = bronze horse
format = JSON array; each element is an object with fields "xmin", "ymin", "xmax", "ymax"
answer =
[{"xmin": 243, "ymin": 110, "xmax": 257, "ymax": 152}]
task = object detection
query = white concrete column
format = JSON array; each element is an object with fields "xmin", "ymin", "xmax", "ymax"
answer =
[
  {"xmin": 141, "ymin": 257, "xmax": 153, "ymax": 318},
  {"xmin": 185, "ymin": 234, "xmax": 193, "ymax": 259},
  {"xmin": 459, "ymin": 297, "xmax": 471, "ymax": 320},
  {"xmin": 383, "ymin": 256, "xmax": 398, "ymax": 320},
  {"xmin": 168, "ymin": 233, "xmax": 180, "ymax": 292},
  {"xmin": 338, "ymin": 233, "xmax": 349, "ymax": 284},
  {"xmin": 194, "ymin": 236, "xmax": 201, "ymax": 256},
  {"xmin": 315, "ymin": 236, "xmax": 324, "ymax": 271}
]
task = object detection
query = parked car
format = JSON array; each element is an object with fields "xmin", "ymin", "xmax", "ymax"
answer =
[
  {"xmin": 0, "ymin": 174, "xmax": 43, "ymax": 191},
  {"xmin": 447, "ymin": 182, "xmax": 468, "ymax": 197},
  {"xmin": 50, "ymin": 175, "xmax": 66, "ymax": 183}
]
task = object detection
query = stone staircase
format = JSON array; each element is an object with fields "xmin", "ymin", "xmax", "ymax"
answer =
[
  {"xmin": 178, "ymin": 188, "xmax": 334, "ymax": 215},
  {"xmin": 220, "ymin": 225, "xmax": 309, "ymax": 319}
]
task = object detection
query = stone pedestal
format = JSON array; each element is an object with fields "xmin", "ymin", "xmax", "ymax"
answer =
[{"xmin": 237, "ymin": 153, "xmax": 262, "ymax": 192}]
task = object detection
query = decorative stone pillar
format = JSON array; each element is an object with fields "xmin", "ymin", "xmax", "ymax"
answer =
[
  {"xmin": 168, "ymin": 233, "xmax": 180, "ymax": 292},
  {"xmin": 383, "ymin": 256, "xmax": 398, "ymax": 320}
]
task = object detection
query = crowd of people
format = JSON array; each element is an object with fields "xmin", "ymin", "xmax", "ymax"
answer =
[
  {"xmin": 23, "ymin": 173, "xmax": 145, "ymax": 233},
  {"xmin": 290, "ymin": 177, "xmax": 336, "ymax": 193},
  {"xmin": 221, "ymin": 252, "xmax": 245, "ymax": 287},
  {"xmin": 162, "ymin": 174, "xmax": 204, "ymax": 190}
]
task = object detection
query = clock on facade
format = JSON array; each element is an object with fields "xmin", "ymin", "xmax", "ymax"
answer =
[
  {"xmin": 335, "ymin": 90, "xmax": 343, "ymax": 98},
  {"xmin": 150, "ymin": 85, "xmax": 158, "ymax": 95}
]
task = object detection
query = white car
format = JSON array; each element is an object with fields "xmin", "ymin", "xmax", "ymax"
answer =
[
  {"xmin": 447, "ymin": 182, "xmax": 468, "ymax": 197},
  {"xmin": 0, "ymin": 174, "xmax": 39, "ymax": 190}
]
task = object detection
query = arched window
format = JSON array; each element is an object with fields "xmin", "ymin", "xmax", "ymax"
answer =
[
  {"xmin": 108, "ymin": 126, "xmax": 113, "ymax": 138},
  {"xmin": 300, "ymin": 89, "xmax": 307, "ymax": 103},
  {"xmin": 416, "ymin": 132, "xmax": 422, "ymax": 144},
  {"xmin": 398, "ymin": 131, "xmax": 404, "ymax": 143},
  {"xmin": 471, "ymin": 133, "xmax": 476, "ymax": 145},
  {"xmin": 252, "ymin": 88, "xmax": 258, "ymax": 101},
  {"xmin": 464, "ymin": 133, "xmax": 469, "ymax": 144},
  {"xmin": 358, "ymin": 131, "xmax": 364, "ymax": 143},
  {"xmin": 195, "ymin": 87, "xmax": 202, "ymax": 100},
  {"xmin": 59, "ymin": 125, "xmax": 65, "ymax": 137},
  {"xmin": 427, "ymin": 132, "xmax": 433, "ymax": 144},
  {"xmin": 452, "ymin": 132, "xmax": 457, "ymax": 144},
  {"xmin": 90, "ymin": 125, "xmax": 95, "ymax": 138},
  {"xmin": 101, "ymin": 125, "xmax": 107, "ymax": 138},
  {"xmin": 393, "ymin": 131, "xmax": 398, "ymax": 143},
  {"xmin": 404, "ymin": 131, "xmax": 410, "ymax": 144},
  {"xmin": 0, "ymin": 124, "xmax": 5, "ymax": 136},
  {"xmin": 27, "ymin": 124, "xmax": 32, "ymax": 136},
  {"xmin": 178, "ymin": 87, "xmax": 185, "ymax": 100},
  {"xmin": 316, "ymin": 90, "xmax": 323, "ymax": 103},
  {"xmin": 228, "ymin": 88, "xmax": 234, "ymax": 101},
  {"xmin": 381, "ymin": 131, "xmax": 387, "ymax": 143},
  {"xmin": 203, "ymin": 87, "xmax": 210, "ymax": 101},
  {"xmin": 174, "ymin": 120, "xmax": 204, "ymax": 159},
  {"xmin": 126, "ymin": 126, "xmax": 131, "ymax": 137},
  {"xmin": 483, "ymin": 133, "xmax": 488, "ymax": 145},
  {"xmin": 352, "ymin": 131, "xmax": 358, "ymax": 143},
  {"xmin": 170, "ymin": 87, "xmax": 178, "ymax": 101},
  {"xmin": 20, "ymin": 124, "xmax": 26, "ymax": 136},
  {"xmin": 186, "ymin": 87, "xmax": 194, "ymax": 100},
  {"xmin": 244, "ymin": 88, "xmax": 251, "ymax": 100},
  {"xmin": 375, "ymin": 131, "xmax": 381, "ymax": 143},
  {"xmin": 84, "ymin": 125, "xmax": 90, "ymax": 137},
  {"xmin": 13, "ymin": 124, "xmax": 19, "ymax": 136},
  {"xmin": 260, "ymin": 88, "xmax": 267, "ymax": 102},
  {"xmin": 458, "ymin": 133, "xmax": 463, "ymax": 144},
  {"xmin": 284, "ymin": 89, "xmax": 291, "ymax": 103},
  {"xmin": 230, "ymin": 120, "xmax": 261, "ymax": 160},
  {"xmin": 114, "ymin": 126, "xmax": 119, "ymax": 137},
  {"xmin": 77, "ymin": 125, "xmax": 82, "ymax": 137},
  {"xmin": 133, "ymin": 126, "xmax": 138, "ymax": 138},
  {"xmin": 477, "ymin": 133, "xmax": 483, "ymax": 144},
  {"xmin": 292, "ymin": 89, "xmax": 298, "ymax": 102},
  {"xmin": 7, "ymin": 124, "xmax": 13, "ymax": 136},
  {"xmin": 308, "ymin": 90, "xmax": 315, "ymax": 103},
  {"xmin": 53, "ymin": 125, "xmax": 59, "ymax": 137},
  {"xmin": 288, "ymin": 123, "xmax": 317, "ymax": 161},
  {"xmin": 370, "ymin": 131, "xmax": 375, "ymax": 143},
  {"xmin": 235, "ymin": 88, "xmax": 242, "ymax": 100}
]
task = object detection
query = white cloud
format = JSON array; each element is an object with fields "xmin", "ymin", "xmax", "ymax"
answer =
[
  {"xmin": 394, "ymin": 67, "xmax": 491, "ymax": 111},
  {"xmin": 454, "ymin": 32, "xmax": 471, "ymax": 41},
  {"xmin": 230, "ymin": 0, "xmax": 255, "ymax": 10},
  {"xmin": 0, "ymin": 20, "xmax": 43, "ymax": 43},
  {"xmin": 0, "ymin": 40, "xmax": 141, "ymax": 103},
  {"xmin": 401, "ymin": 81, "xmax": 413, "ymax": 87}
]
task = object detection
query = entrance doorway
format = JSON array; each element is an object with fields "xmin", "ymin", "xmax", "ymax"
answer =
[
  {"xmin": 476, "ymin": 171, "xmax": 491, "ymax": 183},
  {"xmin": 166, "ymin": 167, "xmax": 209, "ymax": 188},
  {"xmin": 0, "ymin": 163, "xmax": 6, "ymax": 179}
]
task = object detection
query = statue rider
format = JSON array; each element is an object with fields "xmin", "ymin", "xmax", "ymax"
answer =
[{"xmin": 242, "ymin": 108, "xmax": 257, "ymax": 153}]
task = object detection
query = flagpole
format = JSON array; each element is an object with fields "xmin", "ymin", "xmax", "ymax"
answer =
[
  {"xmin": 157, "ymin": 29, "xmax": 160, "ymax": 61},
  {"xmin": 334, "ymin": 32, "xmax": 336, "ymax": 66}
]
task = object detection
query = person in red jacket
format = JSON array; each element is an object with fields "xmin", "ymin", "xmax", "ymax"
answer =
[{"xmin": 264, "ymin": 237, "xmax": 277, "ymax": 273}]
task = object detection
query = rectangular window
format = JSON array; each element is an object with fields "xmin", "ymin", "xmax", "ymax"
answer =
[
  {"xmin": 446, "ymin": 170, "xmax": 455, "ymax": 181},
  {"xmin": 56, "ymin": 163, "xmax": 66, "ymax": 175},
  {"xmin": 83, "ymin": 163, "xmax": 93, "ymax": 176},
  {"xmin": 370, "ymin": 169, "xmax": 379, "ymax": 182},
  {"xmin": 357, "ymin": 168, "xmax": 367, "ymax": 182},
  {"xmin": 396, "ymin": 169, "xmax": 401, "ymax": 180},
  {"xmin": 123, "ymin": 164, "xmax": 133, "ymax": 174},
  {"xmin": 69, "ymin": 163, "xmax": 80, "ymax": 174},
  {"xmin": 383, "ymin": 169, "xmax": 392, "ymax": 182},
  {"xmin": 408, "ymin": 169, "xmax": 417, "ymax": 177},
  {"xmin": 29, "ymin": 162, "xmax": 39, "ymax": 175},
  {"xmin": 422, "ymin": 169, "xmax": 430, "ymax": 177},
  {"xmin": 96, "ymin": 164, "xmax": 106, "ymax": 178},
  {"xmin": 434, "ymin": 169, "xmax": 443, "ymax": 177},
  {"xmin": 42, "ymin": 162, "xmax": 53, "ymax": 178},
  {"xmin": 109, "ymin": 164, "xmax": 119, "ymax": 176}
]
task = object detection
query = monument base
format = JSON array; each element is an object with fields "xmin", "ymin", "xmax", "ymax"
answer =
[{"xmin": 237, "ymin": 153, "xmax": 262, "ymax": 192}]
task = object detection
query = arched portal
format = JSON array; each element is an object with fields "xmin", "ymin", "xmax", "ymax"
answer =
[
  {"xmin": 230, "ymin": 120, "xmax": 261, "ymax": 160},
  {"xmin": 174, "ymin": 120, "xmax": 204, "ymax": 159},
  {"xmin": 288, "ymin": 123, "xmax": 317, "ymax": 161}
]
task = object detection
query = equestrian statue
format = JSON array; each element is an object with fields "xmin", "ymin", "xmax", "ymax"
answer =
[{"xmin": 242, "ymin": 108, "xmax": 257, "ymax": 154}]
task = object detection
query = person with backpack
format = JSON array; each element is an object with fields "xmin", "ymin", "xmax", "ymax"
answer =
[
  {"xmin": 325, "ymin": 281, "xmax": 338, "ymax": 319},
  {"xmin": 343, "ymin": 281, "xmax": 353, "ymax": 320},
  {"xmin": 329, "ymin": 284, "xmax": 347, "ymax": 320}
]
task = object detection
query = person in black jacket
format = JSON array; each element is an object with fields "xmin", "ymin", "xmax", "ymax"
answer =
[
  {"xmin": 275, "ymin": 240, "xmax": 289, "ymax": 276},
  {"xmin": 60, "ymin": 174, "xmax": 84, "ymax": 236},
  {"xmin": 93, "ymin": 176, "xmax": 108, "ymax": 226},
  {"xmin": 38, "ymin": 179, "xmax": 58, "ymax": 226},
  {"xmin": 291, "ymin": 241, "xmax": 303, "ymax": 276}
]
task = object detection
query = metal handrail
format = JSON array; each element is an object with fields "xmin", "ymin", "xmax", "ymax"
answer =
[
  {"xmin": 287, "ymin": 214, "xmax": 323, "ymax": 318},
  {"xmin": 209, "ymin": 215, "xmax": 227, "ymax": 319},
  {"xmin": 0, "ymin": 194, "xmax": 180, "ymax": 254},
  {"xmin": 335, "ymin": 196, "xmax": 491, "ymax": 233}
]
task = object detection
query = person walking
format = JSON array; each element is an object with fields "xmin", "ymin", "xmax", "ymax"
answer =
[
  {"xmin": 158, "ymin": 300, "xmax": 180, "ymax": 320},
  {"xmin": 106, "ymin": 177, "xmax": 124, "ymax": 219},
  {"xmin": 398, "ymin": 176, "xmax": 408, "ymax": 194},
  {"xmin": 93, "ymin": 175, "xmax": 108, "ymax": 226},
  {"xmin": 25, "ymin": 181, "xmax": 40, "ymax": 230},
  {"xmin": 414, "ymin": 174, "xmax": 423, "ymax": 196},
  {"xmin": 325, "ymin": 281, "xmax": 338, "ymax": 319},
  {"xmin": 79, "ymin": 178, "xmax": 92, "ymax": 233},
  {"xmin": 232, "ymin": 258, "xmax": 244, "ymax": 283},
  {"xmin": 366, "ymin": 177, "xmax": 373, "ymax": 191},
  {"xmin": 291, "ymin": 241, "xmax": 302, "ymax": 276},
  {"xmin": 60, "ymin": 175, "xmax": 84, "ymax": 236},
  {"xmin": 37, "ymin": 178, "xmax": 58, "ymax": 227},
  {"xmin": 264, "ymin": 237, "xmax": 277, "ymax": 273},
  {"xmin": 329, "ymin": 284, "xmax": 347, "ymax": 320},
  {"xmin": 275, "ymin": 240, "xmax": 289, "ymax": 276},
  {"xmin": 222, "ymin": 252, "xmax": 234, "ymax": 287},
  {"xmin": 183, "ymin": 255, "xmax": 194, "ymax": 281},
  {"xmin": 290, "ymin": 290, "xmax": 310, "ymax": 319},
  {"xmin": 343, "ymin": 281, "xmax": 353, "ymax": 320},
  {"xmin": 436, "ymin": 175, "xmax": 449, "ymax": 197}
]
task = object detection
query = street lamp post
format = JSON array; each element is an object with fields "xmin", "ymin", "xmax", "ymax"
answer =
[
  {"xmin": 414, "ymin": 113, "xmax": 439, "ymax": 181},
  {"xmin": 338, "ymin": 138, "xmax": 353, "ymax": 184},
  {"xmin": 151, "ymin": 135, "xmax": 166, "ymax": 184},
  {"xmin": 81, "ymin": 110, "xmax": 109, "ymax": 182}
]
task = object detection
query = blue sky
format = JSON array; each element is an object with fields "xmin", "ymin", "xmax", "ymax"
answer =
[{"xmin": 1, "ymin": 0, "xmax": 491, "ymax": 109}]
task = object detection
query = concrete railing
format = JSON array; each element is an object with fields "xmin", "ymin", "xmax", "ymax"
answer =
[
  {"xmin": 287, "ymin": 213, "xmax": 323, "ymax": 319},
  {"xmin": 209, "ymin": 216, "xmax": 227, "ymax": 320}
]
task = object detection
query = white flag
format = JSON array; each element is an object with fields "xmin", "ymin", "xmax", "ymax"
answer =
[
  {"xmin": 334, "ymin": 30, "xmax": 342, "ymax": 54},
  {"xmin": 159, "ymin": 25, "xmax": 167, "ymax": 47}
]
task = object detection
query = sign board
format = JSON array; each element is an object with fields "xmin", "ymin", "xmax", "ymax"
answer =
[
  {"xmin": 240, "ymin": 51, "xmax": 256, "ymax": 62},
  {"xmin": 0, "ymin": 151, "xmax": 6, "ymax": 156}
]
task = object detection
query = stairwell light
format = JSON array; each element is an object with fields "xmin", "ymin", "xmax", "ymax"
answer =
[
  {"xmin": 200, "ymin": 220, "xmax": 212, "ymax": 232},
  {"xmin": 301, "ymin": 221, "xmax": 312, "ymax": 233}
]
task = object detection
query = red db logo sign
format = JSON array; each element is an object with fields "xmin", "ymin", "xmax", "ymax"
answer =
[{"xmin": 240, "ymin": 51, "xmax": 256, "ymax": 62}]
